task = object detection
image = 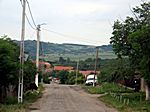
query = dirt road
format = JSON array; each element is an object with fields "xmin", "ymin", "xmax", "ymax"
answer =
[{"xmin": 29, "ymin": 84, "xmax": 117, "ymax": 112}]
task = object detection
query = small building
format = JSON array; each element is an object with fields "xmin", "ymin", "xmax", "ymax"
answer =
[
  {"xmin": 32, "ymin": 61, "xmax": 51, "ymax": 73},
  {"xmin": 53, "ymin": 66, "xmax": 74, "ymax": 71},
  {"xmin": 79, "ymin": 70, "xmax": 100, "ymax": 78}
]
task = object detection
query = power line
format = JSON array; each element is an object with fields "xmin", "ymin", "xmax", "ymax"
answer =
[
  {"xmin": 42, "ymin": 28, "xmax": 104, "ymax": 45},
  {"xmin": 25, "ymin": 0, "xmax": 37, "ymax": 27},
  {"xmin": 25, "ymin": 14, "xmax": 36, "ymax": 30},
  {"xmin": 20, "ymin": 0, "xmax": 36, "ymax": 30},
  {"xmin": 20, "ymin": 0, "xmax": 106, "ymax": 45}
]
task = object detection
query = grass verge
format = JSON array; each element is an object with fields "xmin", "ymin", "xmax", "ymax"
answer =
[
  {"xmin": 99, "ymin": 93, "xmax": 150, "ymax": 112},
  {"xmin": 83, "ymin": 82, "xmax": 133, "ymax": 94},
  {"xmin": 83, "ymin": 82, "xmax": 150, "ymax": 112}
]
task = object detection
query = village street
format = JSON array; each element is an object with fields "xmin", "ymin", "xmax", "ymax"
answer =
[{"xmin": 29, "ymin": 84, "xmax": 117, "ymax": 112}]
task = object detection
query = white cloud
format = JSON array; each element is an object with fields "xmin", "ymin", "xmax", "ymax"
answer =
[
  {"xmin": 0, "ymin": 0, "xmax": 143, "ymax": 45},
  {"xmin": 62, "ymin": 2, "xmax": 111, "ymax": 15}
]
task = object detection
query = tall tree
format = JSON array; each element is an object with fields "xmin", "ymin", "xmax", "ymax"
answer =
[
  {"xmin": 0, "ymin": 36, "xmax": 37, "ymax": 102},
  {"xmin": 0, "ymin": 36, "xmax": 19, "ymax": 102},
  {"xmin": 110, "ymin": 2, "xmax": 150, "ymax": 100},
  {"xmin": 128, "ymin": 25, "xmax": 150, "ymax": 100}
]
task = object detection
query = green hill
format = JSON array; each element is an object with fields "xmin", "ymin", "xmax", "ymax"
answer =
[{"xmin": 15, "ymin": 40, "xmax": 116, "ymax": 61}]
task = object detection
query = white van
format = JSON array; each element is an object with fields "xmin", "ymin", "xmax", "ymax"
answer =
[{"xmin": 85, "ymin": 74, "xmax": 98, "ymax": 85}]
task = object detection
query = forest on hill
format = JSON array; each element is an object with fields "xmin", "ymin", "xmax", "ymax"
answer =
[{"xmin": 15, "ymin": 40, "xmax": 116, "ymax": 61}]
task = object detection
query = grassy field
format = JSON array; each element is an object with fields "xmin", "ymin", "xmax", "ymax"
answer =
[{"xmin": 43, "ymin": 51, "xmax": 117, "ymax": 61}]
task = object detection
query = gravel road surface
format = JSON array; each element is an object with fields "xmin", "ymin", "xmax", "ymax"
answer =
[{"xmin": 29, "ymin": 84, "xmax": 117, "ymax": 112}]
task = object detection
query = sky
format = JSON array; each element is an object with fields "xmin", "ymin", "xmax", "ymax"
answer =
[{"xmin": 0, "ymin": 0, "xmax": 143, "ymax": 45}]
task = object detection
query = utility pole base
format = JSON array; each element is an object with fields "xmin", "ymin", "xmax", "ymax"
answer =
[{"xmin": 35, "ymin": 74, "xmax": 39, "ymax": 87}]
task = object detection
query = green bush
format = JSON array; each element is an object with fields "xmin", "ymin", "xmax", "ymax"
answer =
[
  {"xmin": 24, "ymin": 90, "xmax": 39, "ymax": 102},
  {"xmin": 0, "ymin": 84, "xmax": 44, "ymax": 112},
  {"xmin": 24, "ymin": 84, "xmax": 44, "ymax": 102},
  {"xmin": 4, "ymin": 96, "xmax": 18, "ymax": 105},
  {"xmin": 43, "ymin": 74, "xmax": 50, "ymax": 84},
  {"xmin": 38, "ymin": 84, "xmax": 45, "ymax": 92}
]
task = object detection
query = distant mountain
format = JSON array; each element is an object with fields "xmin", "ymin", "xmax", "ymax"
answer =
[{"xmin": 15, "ymin": 40, "xmax": 115, "ymax": 60}]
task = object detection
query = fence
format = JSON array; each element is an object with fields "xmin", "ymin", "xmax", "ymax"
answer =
[{"xmin": 109, "ymin": 92, "xmax": 143, "ymax": 105}]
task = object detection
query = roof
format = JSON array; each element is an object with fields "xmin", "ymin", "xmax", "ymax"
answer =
[
  {"xmin": 32, "ymin": 61, "xmax": 51, "ymax": 68},
  {"xmin": 79, "ymin": 70, "xmax": 96, "ymax": 75},
  {"xmin": 79, "ymin": 70, "xmax": 100, "ymax": 77},
  {"xmin": 32, "ymin": 61, "xmax": 52, "ymax": 72},
  {"xmin": 54, "ymin": 66, "xmax": 73, "ymax": 71}
]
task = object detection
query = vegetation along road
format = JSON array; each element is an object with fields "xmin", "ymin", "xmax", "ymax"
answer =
[{"xmin": 29, "ymin": 84, "xmax": 117, "ymax": 112}]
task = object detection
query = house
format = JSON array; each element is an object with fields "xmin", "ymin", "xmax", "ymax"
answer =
[
  {"xmin": 79, "ymin": 70, "xmax": 100, "ymax": 78},
  {"xmin": 53, "ymin": 66, "xmax": 73, "ymax": 71},
  {"xmin": 32, "ymin": 61, "xmax": 51, "ymax": 73}
]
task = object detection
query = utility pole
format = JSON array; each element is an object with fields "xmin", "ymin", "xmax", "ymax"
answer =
[
  {"xmin": 18, "ymin": 0, "xmax": 26, "ymax": 103},
  {"xmin": 76, "ymin": 60, "xmax": 79, "ymax": 85},
  {"xmin": 35, "ymin": 23, "xmax": 46, "ymax": 87},
  {"xmin": 93, "ymin": 47, "xmax": 99, "ymax": 87},
  {"xmin": 35, "ymin": 25, "xmax": 41, "ymax": 87},
  {"xmin": 41, "ymin": 42, "xmax": 45, "ymax": 84}
]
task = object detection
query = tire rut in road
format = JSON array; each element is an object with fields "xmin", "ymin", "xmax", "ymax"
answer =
[{"xmin": 61, "ymin": 86, "xmax": 78, "ymax": 112}]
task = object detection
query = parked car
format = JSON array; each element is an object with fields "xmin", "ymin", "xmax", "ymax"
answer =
[{"xmin": 85, "ymin": 74, "xmax": 97, "ymax": 86}]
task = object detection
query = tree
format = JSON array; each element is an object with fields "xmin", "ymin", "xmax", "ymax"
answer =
[
  {"xmin": 110, "ymin": 2, "xmax": 150, "ymax": 100},
  {"xmin": 24, "ymin": 60, "xmax": 37, "ymax": 91},
  {"xmin": 67, "ymin": 71, "xmax": 84, "ymax": 84},
  {"xmin": 98, "ymin": 58, "xmax": 133, "ymax": 84},
  {"xmin": 0, "ymin": 36, "xmax": 19, "ymax": 102},
  {"xmin": 59, "ymin": 57, "xmax": 66, "ymax": 64},
  {"xmin": 0, "ymin": 36, "xmax": 38, "ymax": 102},
  {"xmin": 128, "ymin": 25, "xmax": 150, "ymax": 100},
  {"xmin": 55, "ymin": 70, "xmax": 69, "ymax": 84}
]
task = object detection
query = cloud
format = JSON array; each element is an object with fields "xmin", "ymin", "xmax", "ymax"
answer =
[
  {"xmin": 0, "ymin": 0, "xmax": 143, "ymax": 45},
  {"xmin": 62, "ymin": 2, "xmax": 111, "ymax": 15}
]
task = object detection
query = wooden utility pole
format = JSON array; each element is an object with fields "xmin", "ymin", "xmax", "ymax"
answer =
[
  {"xmin": 93, "ymin": 47, "xmax": 99, "ymax": 87},
  {"xmin": 35, "ymin": 23, "xmax": 46, "ymax": 87},
  {"xmin": 35, "ymin": 25, "xmax": 41, "ymax": 87},
  {"xmin": 76, "ymin": 60, "xmax": 79, "ymax": 85},
  {"xmin": 18, "ymin": 0, "xmax": 26, "ymax": 103},
  {"xmin": 40, "ymin": 42, "xmax": 45, "ymax": 84}
]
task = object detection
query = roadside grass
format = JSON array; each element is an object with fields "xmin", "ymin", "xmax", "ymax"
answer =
[
  {"xmin": 0, "ymin": 84, "xmax": 44, "ymax": 112},
  {"xmin": 0, "ymin": 104, "xmax": 26, "ymax": 112},
  {"xmin": 99, "ymin": 93, "xmax": 150, "ymax": 112},
  {"xmin": 84, "ymin": 82, "xmax": 133, "ymax": 94},
  {"xmin": 84, "ymin": 82, "xmax": 150, "ymax": 112}
]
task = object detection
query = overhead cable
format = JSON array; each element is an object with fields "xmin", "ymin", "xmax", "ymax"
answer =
[
  {"xmin": 42, "ymin": 28, "xmax": 102, "ymax": 45},
  {"xmin": 19, "ymin": 0, "xmax": 36, "ymax": 30},
  {"xmin": 25, "ymin": 0, "xmax": 37, "ymax": 27}
]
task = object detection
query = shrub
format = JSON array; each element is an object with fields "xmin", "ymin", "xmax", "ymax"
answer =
[
  {"xmin": 4, "ymin": 96, "xmax": 18, "ymax": 105},
  {"xmin": 24, "ymin": 90, "xmax": 39, "ymax": 102}
]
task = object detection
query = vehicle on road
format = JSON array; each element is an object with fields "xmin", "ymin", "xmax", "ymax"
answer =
[{"xmin": 85, "ymin": 74, "xmax": 97, "ymax": 85}]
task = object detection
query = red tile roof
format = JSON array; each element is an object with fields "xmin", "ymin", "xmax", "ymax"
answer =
[
  {"xmin": 32, "ymin": 61, "xmax": 51, "ymax": 68},
  {"xmin": 54, "ymin": 66, "xmax": 73, "ymax": 71},
  {"xmin": 79, "ymin": 70, "xmax": 100, "ymax": 78},
  {"xmin": 32, "ymin": 61, "xmax": 51, "ymax": 72}
]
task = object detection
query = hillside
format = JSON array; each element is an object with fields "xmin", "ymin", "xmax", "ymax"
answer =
[{"xmin": 15, "ymin": 40, "xmax": 116, "ymax": 61}]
